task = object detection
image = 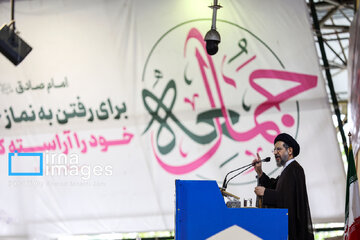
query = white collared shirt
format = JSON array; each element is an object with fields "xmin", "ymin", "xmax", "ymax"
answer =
[{"xmin": 281, "ymin": 158, "xmax": 295, "ymax": 173}]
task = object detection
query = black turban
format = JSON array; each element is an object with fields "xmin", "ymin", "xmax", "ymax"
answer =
[{"xmin": 274, "ymin": 133, "xmax": 300, "ymax": 157}]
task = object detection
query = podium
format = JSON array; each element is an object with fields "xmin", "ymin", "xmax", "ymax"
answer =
[{"xmin": 175, "ymin": 180, "xmax": 288, "ymax": 240}]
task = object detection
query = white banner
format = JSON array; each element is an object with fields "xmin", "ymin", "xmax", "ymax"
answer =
[{"xmin": 0, "ymin": 0, "xmax": 346, "ymax": 238}]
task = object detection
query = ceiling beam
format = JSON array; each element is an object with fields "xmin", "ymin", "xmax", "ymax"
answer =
[
  {"xmin": 321, "ymin": 24, "xmax": 350, "ymax": 30},
  {"xmin": 320, "ymin": 6, "xmax": 340, "ymax": 26}
]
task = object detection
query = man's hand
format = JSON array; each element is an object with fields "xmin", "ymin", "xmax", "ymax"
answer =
[
  {"xmin": 253, "ymin": 153, "xmax": 263, "ymax": 177},
  {"xmin": 254, "ymin": 186, "xmax": 265, "ymax": 196}
]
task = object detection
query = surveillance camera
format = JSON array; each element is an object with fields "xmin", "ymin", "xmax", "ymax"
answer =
[
  {"xmin": 0, "ymin": 24, "xmax": 32, "ymax": 66},
  {"xmin": 204, "ymin": 28, "xmax": 221, "ymax": 55}
]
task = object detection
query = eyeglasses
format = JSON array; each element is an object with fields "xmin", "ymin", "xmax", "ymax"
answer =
[{"xmin": 272, "ymin": 147, "xmax": 284, "ymax": 153}]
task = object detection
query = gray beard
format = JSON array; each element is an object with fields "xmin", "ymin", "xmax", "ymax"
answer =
[
  {"xmin": 276, "ymin": 154, "xmax": 288, "ymax": 167},
  {"xmin": 277, "ymin": 158, "xmax": 286, "ymax": 167}
]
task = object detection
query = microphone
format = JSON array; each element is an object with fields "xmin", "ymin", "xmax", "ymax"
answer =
[
  {"xmin": 252, "ymin": 157, "xmax": 271, "ymax": 166},
  {"xmin": 221, "ymin": 157, "xmax": 271, "ymax": 190}
]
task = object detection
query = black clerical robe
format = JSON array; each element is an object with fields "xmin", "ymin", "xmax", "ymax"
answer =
[{"xmin": 258, "ymin": 160, "xmax": 314, "ymax": 240}]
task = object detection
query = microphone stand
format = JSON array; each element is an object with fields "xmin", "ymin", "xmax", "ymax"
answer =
[
  {"xmin": 220, "ymin": 165, "xmax": 252, "ymax": 204},
  {"xmin": 221, "ymin": 158, "xmax": 268, "ymax": 189},
  {"xmin": 220, "ymin": 158, "xmax": 270, "ymax": 207},
  {"xmin": 221, "ymin": 161, "xmax": 259, "ymax": 189},
  {"xmin": 223, "ymin": 164, "xmax": 253, "ymax": 189},
  {"xmin": 256, "ymin": 175, "xmax": 263, "ymax": 208}
]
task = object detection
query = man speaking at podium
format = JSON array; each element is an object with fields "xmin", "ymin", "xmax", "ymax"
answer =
[{"xmin": 253, "ymin": 133, "xmax": 314, "ymax": 240}]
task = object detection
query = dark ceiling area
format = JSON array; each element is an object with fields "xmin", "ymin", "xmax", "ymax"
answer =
[
  {"xmin": 307, "ymin": 0, "xmax": 355, "ymax": 120},
  {"xmin": 306, "ymin": 0, "xmax": 356, "ymax": 153}
]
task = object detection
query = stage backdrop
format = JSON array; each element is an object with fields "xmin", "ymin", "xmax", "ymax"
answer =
[{"xmin": 0, "ymin": 0, "xmax": 346, "ymax": 238}]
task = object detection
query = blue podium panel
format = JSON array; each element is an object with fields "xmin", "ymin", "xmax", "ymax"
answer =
[{"xmin": 175, "ymin": 180, "xmax": 288, "ymax": 240}]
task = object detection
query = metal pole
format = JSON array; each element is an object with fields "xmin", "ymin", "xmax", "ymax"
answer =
[
  {"xmin": 309, "ymin": 0, "xmax": 349, "ymax": 161},
  {"xmin": 355, "ymin": 0, "xmax": 358, "ymax": 13},
  {"xmin": 211, "ymin": 0, "xmax": 219, "ymax": 30},
  {"xmin": 10, "ymin": 0, "xmax": 15, "ymax": 30}
]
